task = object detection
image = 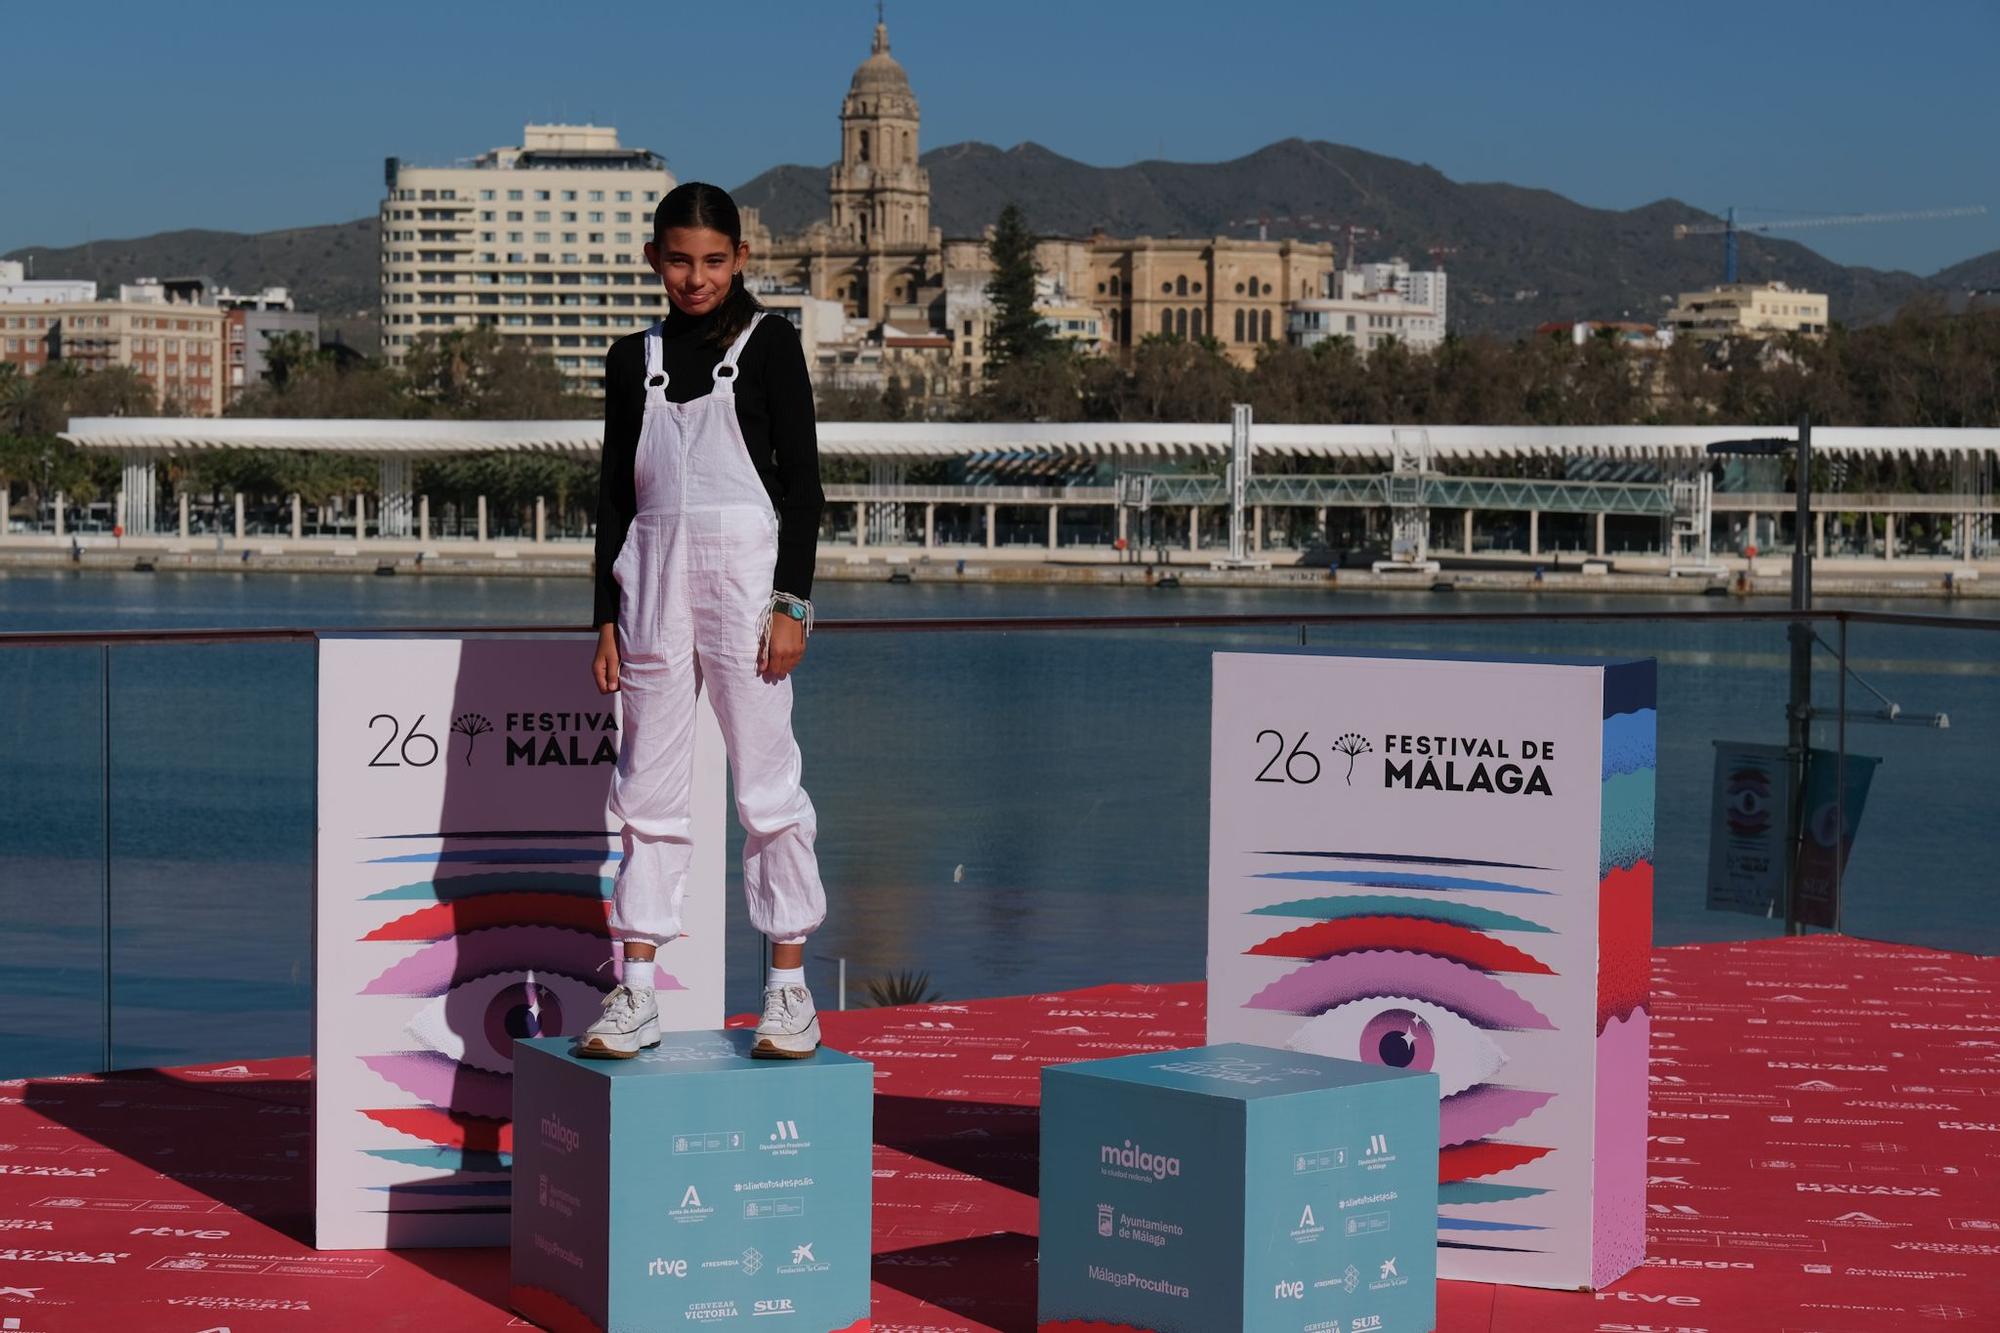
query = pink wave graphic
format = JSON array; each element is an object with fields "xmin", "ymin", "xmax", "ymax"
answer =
[
  {"xmin": 1247, "ymin": 950, "xmax": 1555, "ymax": 1031},
  {"xmin": 1441, "ymin": 1085, "xmax": 1554, "ymax": 1147},
  {"xmin": 361, "ymin": 1051, "xmax": 512, "ymax": 1121}
]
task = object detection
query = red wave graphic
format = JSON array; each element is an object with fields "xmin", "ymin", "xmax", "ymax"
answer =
[
  {"xmin": 1439, "ymin": 1139, "xmax": 1553, "ymax": 1182},
  {"xmin": 510, "ymin": 1283, "xmax": 602, "ymax": 1333},
  {"xmin": 1040, "ymin": 1323, "xmax": 1155, "ymax": 1333},
  {"xmin": 1248, "ymin": 915, "xmax": 1555, "ymax": 974},
  {"xmin": 363, "ymin": 1107, "xmax": 512, "ymax": 1155},
  {"xmin": 364, "ymin": 893, "xmax": 611, "ymax": 941},
  {"xmin": 827, "ymin": 1321, "xmax": 871, "ymax": 1333},
  {"xmin": 1597, "ymin": 860, "xmax": 1654, "ymax": 1031}
]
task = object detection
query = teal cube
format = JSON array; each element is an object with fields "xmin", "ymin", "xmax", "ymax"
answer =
[
  {"xmin": 510, "ymin": 1031, "xmax": 872, "ymax": 1333},
  {"xmin": 1039, "ymin": 1043, "xmax": 1438, "ymax": 1333}
]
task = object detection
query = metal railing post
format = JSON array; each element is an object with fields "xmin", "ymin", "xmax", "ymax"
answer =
[
  {"xmin": 100, "ymin": 643, "xmax": 113, "ymax": 1073},
  {"xmin": 1835, "ymin": 615, "xmax": 1848, "ymax": 934},
  {"xmin": 1779, "ymin": 419, "xmax": 1814, "ymax": 936}
]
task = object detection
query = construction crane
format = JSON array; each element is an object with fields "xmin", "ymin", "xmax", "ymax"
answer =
[
  {"xmin": 1336, "ymin": 224, "xmax": 1380, "ymax": 270},
  {"xmin": 1220, "ymin": 215, "xmax": 1381, "ymax": 268},
  {"xmin": 1223, "ymin": 212, "xmax": 1335, "ymax": 241},
  {"xmin": 1673, "ymin": 205, "xmax": 1987, "ymax": 283}
]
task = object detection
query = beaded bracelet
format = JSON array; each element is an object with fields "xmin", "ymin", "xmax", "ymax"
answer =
[{"xmin": 760, "ymin": 591, "xmax": 815, "ymax": 640}]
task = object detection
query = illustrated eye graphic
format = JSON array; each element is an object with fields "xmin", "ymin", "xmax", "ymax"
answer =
[
  {"xmin": 1286, "ymin": 998, "xmax": 1504, "ymax": 1098},
  {"xmin": 1240, "ymin": 857, "xmax": 1562, "ymax": 1174},
  {"xmin": 1808, "ymin": 798, "xmax": 1847, "ymax": 847},
  {"xmin": 350, "ymin": 861, "xmax": 657, "ymax": 1191},
  {"xmin": 1725, "ymin": 767, "xmax": 1773, "ymax": 836},
  {"xmin": 402, "ymin": 966, "xmax": 612, "ymax": 1076}
]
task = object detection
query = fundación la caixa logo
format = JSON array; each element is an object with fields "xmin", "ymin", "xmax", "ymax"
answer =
[
  {"xmin": 1255, "ymin": 725, "xmax": 1555, "ymax": 795},
  {"xmin": 365, "ymin": 708, "xmax": 620, "ymax": 770}
]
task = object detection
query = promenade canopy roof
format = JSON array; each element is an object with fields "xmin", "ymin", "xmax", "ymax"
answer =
[{"xmin": 61, "ymin": 417, "xmax": 2000, "ymax": 464}]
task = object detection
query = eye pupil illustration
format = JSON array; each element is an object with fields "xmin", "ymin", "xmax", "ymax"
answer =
[
  {"xmin": 1360, "ymin": 1008, "xmax": 1435, "ymax": 1073},
  {"xmin": 484, "ymin": 981, "xmax": 565, "ymax": 1058}
]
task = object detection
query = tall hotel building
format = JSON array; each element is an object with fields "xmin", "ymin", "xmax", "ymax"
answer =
[{"xmin": 380, "ymin": 124, "xmax": 674, "ymax": 389}]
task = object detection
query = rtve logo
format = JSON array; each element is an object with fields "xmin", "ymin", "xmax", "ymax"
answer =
[
  {"xmin": 646, "ymin": 1257, "xmax": 688, "ymax": 1278},
  {"xmin": 1274, "ymin": 1279, "xmax": 1304, "ymax": 1300}
]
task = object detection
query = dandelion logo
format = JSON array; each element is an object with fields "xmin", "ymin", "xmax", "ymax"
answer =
[
  {"xmin": 1333, "ymin": 733, "xmax": 1372, "ymax": 786},
  {"xmin": 451, "ymin": 712, "xmax": 492, "ymax": 765}
]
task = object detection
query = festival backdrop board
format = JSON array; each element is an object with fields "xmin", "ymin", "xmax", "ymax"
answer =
[
  {"xmin": 313, "ymin": 636, "xmax": 726, "ymax": 1251},
  {"xmin": 1206, "ymin": 650, "xmax": 1655, "ymax": 1291}
]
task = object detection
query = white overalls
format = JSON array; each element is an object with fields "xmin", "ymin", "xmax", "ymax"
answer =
[{"xmin": 607, "ymin": 312, "xmax": 826, "ymax": 947}]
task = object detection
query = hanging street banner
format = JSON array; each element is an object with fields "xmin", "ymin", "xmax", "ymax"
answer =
[
  {"xmin": 313, "ymin": 636, "xmax": 726, "ymax": 1250},
  {"xmin": 1705, "ymin": 742, "xmax": 1790, "ymax": 918},
  {"xmin": 1705, "ymin": 742, "xmax": 1879, "ymax": 925},
  {"xmin": 1792, "ymin": 748, "xmax": 1881, "ymax": 929}
]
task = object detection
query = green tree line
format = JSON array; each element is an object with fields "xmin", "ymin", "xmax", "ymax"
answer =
[
  {"xmin": 845, "ymin": 297, "xmax": 2000, "ymax": 434},
  {"xmin": 1, "ymin": 328, "xmax": 599, "ymax": 518},
  {"xmin": 7, "ymin": 297, "xmax": 1998, "ymax": 524}
]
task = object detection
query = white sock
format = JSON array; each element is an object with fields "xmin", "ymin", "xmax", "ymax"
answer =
[
  {"xmin": 623, "ymin": 958, "xmax": 656, "ymax": 991},
  {"xmin": 767, "ymin": 965, "xmax": 805, "ymax": 991}
]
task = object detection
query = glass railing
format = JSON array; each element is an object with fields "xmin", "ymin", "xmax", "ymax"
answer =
[{"xmin": 1, "ymin": 609, "xmax": 1993, "ymax": 1080}]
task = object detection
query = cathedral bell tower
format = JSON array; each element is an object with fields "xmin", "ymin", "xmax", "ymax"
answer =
[{"xmin": 828, "ymin": 17, "xmax": 930, "ymax": 254}]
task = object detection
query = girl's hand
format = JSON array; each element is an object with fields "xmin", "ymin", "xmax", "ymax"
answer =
[
  {"xmin": 760, "ymin": 616, "xmax": 806, "ymax": 682},
  {"xmin": 592, "ymin": 625, "xmax": 621, "ymax": 694}
]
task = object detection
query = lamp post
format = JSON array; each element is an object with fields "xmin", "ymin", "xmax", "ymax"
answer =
[{"xmin": 1706, "ymin": 415, "xmax": 1813, "ymax": 934}]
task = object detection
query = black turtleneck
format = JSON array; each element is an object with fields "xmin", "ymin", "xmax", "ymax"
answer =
[{"xmin": 592, "ymin": 304, "xmax": 824, "ymax": 626}]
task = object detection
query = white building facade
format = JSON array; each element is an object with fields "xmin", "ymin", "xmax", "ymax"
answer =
[
  {"xmin": 380, "ymin": 124, "xmax": 675, "ymax": 389},
  {"xmin": 0, "ymin": 261, "xmax": 95, "ymax": 305}
]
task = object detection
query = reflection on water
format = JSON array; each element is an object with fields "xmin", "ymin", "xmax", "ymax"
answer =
[{"xmin": 0, "ymin": 571, "xmax": 1993, "ymax": 1075}]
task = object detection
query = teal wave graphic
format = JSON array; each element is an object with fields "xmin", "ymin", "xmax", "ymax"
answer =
[
  {"xmin": 1438, "ymin": 1181, "xmax": 1551, "ymax": 1205},
  {"xmin": 365, "ymin": 872, "xmax": 615, "ymax": 902},
  {"xmin": 363, "ymin": 1147, "xmax": 512, "ymax": 1172},
  {"xmin": 1249, "ymin": 896, "xmax": 1553, "ymax": 934},
  {"xmin": 1601, "ymin": 768, "xmax": 1656, "ymax": 874},
  {"xmin": 1254, "ymin": 870, "xmax": 1549, "ymax": 895}
]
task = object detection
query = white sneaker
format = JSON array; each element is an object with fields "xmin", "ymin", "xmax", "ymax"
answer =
[
  {"xmin": 752, "ymin": 984, "xmax": 821, "ymax": 1059},
  {"xmin": 575, "ymin": 985, "xmax": 660, "ymax": 1059}
]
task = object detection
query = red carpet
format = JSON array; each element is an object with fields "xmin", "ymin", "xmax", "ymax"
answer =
[{"xmin": 0, "ymin": 936, "xmax": 1994, "ymax": 1332}]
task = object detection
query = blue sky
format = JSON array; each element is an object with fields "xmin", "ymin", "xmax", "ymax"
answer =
[{"xmin": 4, "ymin": 0, "xmax": 1995, "ymax": 276}]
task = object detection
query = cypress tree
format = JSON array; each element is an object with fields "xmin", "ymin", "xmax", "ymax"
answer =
[{"xmin": 985, "ymin": 203, "xmax": 1053, "ymax": 370}]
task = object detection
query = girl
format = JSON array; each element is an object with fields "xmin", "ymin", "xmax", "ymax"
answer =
[{"xmin": 580, "ymin": 181, "xmax": 827, "ymax": 1059}]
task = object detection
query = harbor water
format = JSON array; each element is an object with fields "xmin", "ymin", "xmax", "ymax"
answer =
[{"xmin": 1, "ymin": 569, "xmax": 1993, "ymax": 1074}]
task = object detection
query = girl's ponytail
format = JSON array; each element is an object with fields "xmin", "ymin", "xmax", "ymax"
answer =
[{"xmin": 709, "ymin": 270, "xmax": 763, "ymax": 351}]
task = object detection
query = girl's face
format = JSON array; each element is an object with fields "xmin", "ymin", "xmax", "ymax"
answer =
[{"xmin": 646, "ymin": 226, "xmax": 748, "ymax": 317}]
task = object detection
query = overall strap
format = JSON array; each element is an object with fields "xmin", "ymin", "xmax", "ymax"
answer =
[
  {"xmin": 710, "ymin": 311, "xmax": 766, "ymax": 390},
  {"xmin": 643, "ymin": 322, "xmax": 669, "ymax": 396}
]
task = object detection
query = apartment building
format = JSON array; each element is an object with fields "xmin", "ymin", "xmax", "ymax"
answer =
[
  {"xmin": 1664, "ymin": 281, "xmax": 1829, "ymax": 342},
  {"xmin": 0, "ymin": 284, "xmax": 227, "ymax": 415},
  {"xmin": 380, "ymin": 124, "xmax": 675, "ymax": 390}
]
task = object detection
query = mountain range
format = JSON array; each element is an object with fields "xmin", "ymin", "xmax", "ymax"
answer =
[{"xmin": 9, "ymin": 138, "xmax": 1993, "ymax": 357}]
